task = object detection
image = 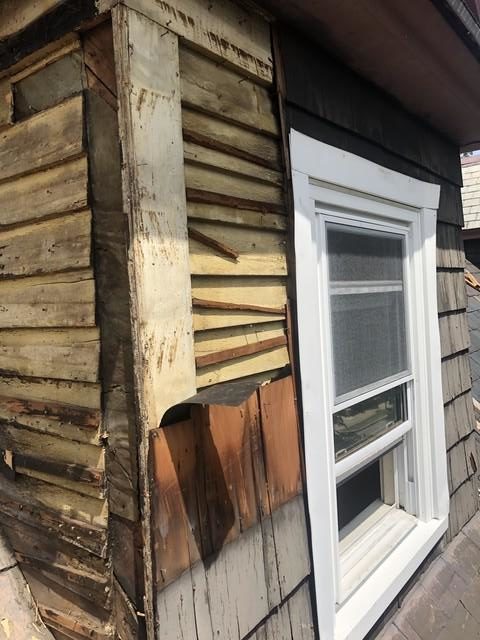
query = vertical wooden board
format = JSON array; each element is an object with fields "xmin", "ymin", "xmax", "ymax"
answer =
[
  {"xmin": 150, "ymin": 420, "xmax": 201, "ymax": 588},
  {"xmin": 259, "ymin": 376, "xmax": 302, "ymax": 511},
  {"xmin": 437, "ymin": 271, "xmax": 467, "ymax": 313},
  {"xmin": 203, "ymin": 522, "xmax": 269, "ymax": 640},
  {"xmin": 196, "ymin": 394, "xmax": 261, "ymax": 551},
  {"xmin": 155, "ymin": 567, "xmax": 198, "ymax": 640},
  {"xmin": 0, "ymin": 95, "xmax": 84, "ymax": 182},
  {"xmin": 287, "ymin": 582, "xmax": 316, "ymax": 640},
  {"xmin": 114, "ymin": 10, "xmax": 197, "ymax": 636},
  {"xmin": 0, "ymin": 156, "xmax": 88, "ymax": 228},
  {"xmin": 271, "ymin": 496, "xmax": 310, "ymax": 600},
  {"xmin": 83, "ymin": 20, "xmax": 117, "ymax": 97},
  {"xmin": 0, "ymin": 78, "xmax": 13, "ymax": 129},
  {"xmin": 115, "ymin": 7, "xmax": 196, "ymax": 432}
]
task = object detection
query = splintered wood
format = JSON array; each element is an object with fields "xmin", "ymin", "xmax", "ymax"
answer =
[{"xmin": 180, "ymin": 44, "xmax": 290, "ymax": 388}]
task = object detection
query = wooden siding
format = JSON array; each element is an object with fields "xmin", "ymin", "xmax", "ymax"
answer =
[
  {"xmin": 462, "ymin": 160, "xmax": 480, "ymax": 230},
  {"xmin": 180, "ymin": 44, "xmax": 290, "ymax": 389},
  {"xmin": 151, "ymin": 375, "xmax": 310, "ymax": 640},
  {"xmin": 0, "ymin": 22, "xmax": 126, "ymax": 640}
]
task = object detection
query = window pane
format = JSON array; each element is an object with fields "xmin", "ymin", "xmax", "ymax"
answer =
[
  {"xmin": 337, "ymin": 460, "xmax": 381, "ymax": 530},
  {"xmin": 333, "ymin": 385, "xmax": 406, "ymax": 461},
  {"xmin": 327, "ymin": 225, "xmax": 403, "ymax": 283},
  {"xmin": 330, "ymin": 292, "xmax": 407, "ymax": 397},
  {"xmin": 327, "ymin": 224, "xmax": 408, "ymax": 399}
]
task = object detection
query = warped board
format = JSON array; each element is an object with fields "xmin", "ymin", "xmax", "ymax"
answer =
[
  {"xmin": 196, "ymin": 345, "xmax": 289, "ymax": 387},
  {"xmin": 437, "ymin": 270, "xmax": 467, "ymax": 313},
  {"xmin": 439, "ymin": 311, "xmax": 469, "ymax": 358}
]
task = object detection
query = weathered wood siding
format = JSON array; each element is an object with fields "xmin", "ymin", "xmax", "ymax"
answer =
[
  {"xmin": 0, "ymin": 22, "xmax": 135, "ymax": 640},
  {"xmin": 179, "ymin": 44, "xmax": 290, "ymax": 388},
  {"xmin": 151, "ymin": 376, "xmax": 314, "ymax": 640}
]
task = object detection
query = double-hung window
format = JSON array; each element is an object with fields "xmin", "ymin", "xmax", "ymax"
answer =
[{"xmin": 291, "ymin": 131, "xmax": 449, "ymax": 640}]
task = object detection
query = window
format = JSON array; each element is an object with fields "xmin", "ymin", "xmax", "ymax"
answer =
[{"xmin": 291, "ymin": 131, "xmax": 448, "ymax": 640}]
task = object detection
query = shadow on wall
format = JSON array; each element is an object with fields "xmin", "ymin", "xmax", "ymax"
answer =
[{"xmin": 150, "ymin": 375, "xmax": 303, "ymax": 589}]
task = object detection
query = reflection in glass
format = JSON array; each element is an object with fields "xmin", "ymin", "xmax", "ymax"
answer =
[{"xmin": 334, "ymin": 385, "xmax": 406, "ymax": 461}]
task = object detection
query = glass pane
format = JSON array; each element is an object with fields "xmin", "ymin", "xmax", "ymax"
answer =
[
  {"xmin": 333, "ymin": 385, "xmax": 406, "ymax": 461},
  {"xmin": 328, "ymin": 225, "xmax": 403, "ymax": 283},
  {"xmin": 330, "ymin": 292, "xmax": 407, "ymax": 397},
  {"xmin": 337, "ymin": 460, "xmax": 381, "ymax": 530},
  {"xmin": 327, "ymin": 224, "xmax": 408, "ymax": 399}
]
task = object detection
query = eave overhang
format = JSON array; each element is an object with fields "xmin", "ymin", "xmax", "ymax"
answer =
[{"xmin": 258, "ymin": 0, "xmax": 480, "ymax": 150}]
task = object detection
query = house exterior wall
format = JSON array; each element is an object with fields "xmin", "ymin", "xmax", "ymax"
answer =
[
  {"xmin": 461, "ymin": 158, "xmax": 480, "ymax": 229},
  {"xmin": 0, "ymin": 2, "xmax": 478, "ymax": 640}
]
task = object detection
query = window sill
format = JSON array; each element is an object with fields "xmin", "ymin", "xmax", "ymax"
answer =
[
  {"xmin": 335, "ymin": 514, "xmax": 447, "ymax": 640},
  {"xmin": 339, "ymin": 501, "xmax": 417, "ymax": 602}
]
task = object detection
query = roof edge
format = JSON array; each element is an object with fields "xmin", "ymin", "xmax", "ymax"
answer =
[{"xmin": 431, "ymin": 0, "xmax": 480, "ymax": 62}]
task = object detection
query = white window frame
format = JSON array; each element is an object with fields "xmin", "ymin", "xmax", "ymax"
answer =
[{"xmin": 291, "ymin": 130, "xmax": 449, "ymax": 640}]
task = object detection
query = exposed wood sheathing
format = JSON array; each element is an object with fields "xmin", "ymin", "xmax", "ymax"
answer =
[{"xmin": 179, "ymin": 44, "xmax": 290, "ymax": 387}]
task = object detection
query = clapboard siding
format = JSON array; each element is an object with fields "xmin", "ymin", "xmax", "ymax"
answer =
[
  {"xmin": 0, "ymin": 28, "xmax": 113, "ymax": 640},
  {"xmin": 180, "ymin": 44, "xmax": 289, "ymax": 389}
]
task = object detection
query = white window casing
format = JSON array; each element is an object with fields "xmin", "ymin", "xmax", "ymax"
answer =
[{"xmin": 291, "ymin": 130, "xmax": 448, "ymax": 640}]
